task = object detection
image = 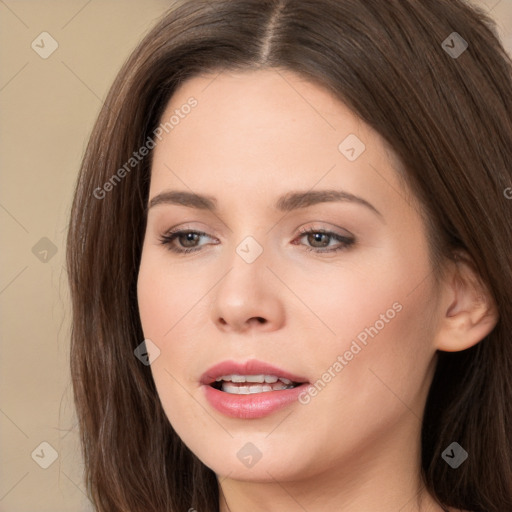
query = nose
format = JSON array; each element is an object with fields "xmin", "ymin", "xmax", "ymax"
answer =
[{"xmin": 210, "ymin": 244, "xmax": 285, "ymax": 334}]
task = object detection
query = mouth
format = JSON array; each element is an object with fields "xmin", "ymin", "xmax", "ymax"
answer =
[
  {"xmin": 200, "ymin": 360, "xmax": 310, "ymax": 419},
  {"xmin": 201, "ymin": 359, "xmax": 309, "ymax": 394},
  {"xmin": 209, "ymin": 374, "xmax": 305, "ymax": 394}
]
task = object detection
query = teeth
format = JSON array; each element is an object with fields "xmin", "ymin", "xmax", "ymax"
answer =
[
  {"xmin": 221, "ymin": 381, "xmax": 292, "ymax": 394},
  {"xmin": 214, "ymin": 374, "xmax": 293, "ymax": 384},
  {"xmin": 242, "ymin": 375, "xmax": 264, "ymax": 383}
]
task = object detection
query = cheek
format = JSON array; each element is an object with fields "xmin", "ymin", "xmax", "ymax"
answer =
[
  {"xmin": 307, "ymin": 272, "xmax": 437, "ymax": 425},
  {"xmin": 136, "ymin": 249, "xmax": 210, "ymax": 387},
  {"xmin": 137, "ymin": 248, "xmax": 205, "ymax": 339},
  {"xmin": 287, "ymin": 250, "xmax": 424, "ymax": 351},
  {"xmin": 137, "ymin": 256, "xmax": 208, "ymax": 442},
  {"xmin": 294, "ymin": 239, "xmax": 437, "ymax": 403}
]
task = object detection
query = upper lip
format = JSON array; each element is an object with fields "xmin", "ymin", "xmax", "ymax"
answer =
[{"xmin": 200, "ymin": 359, "xmax": 309, "ymax": 385}]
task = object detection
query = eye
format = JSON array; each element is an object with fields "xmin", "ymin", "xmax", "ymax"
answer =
[
  {"xmin": 158, "ymin": 227, "xmax": 355, "ymax": 255},
  {"xmin": 294, "ymin": 227, "xmax": 355, "ymax": 253},
  {"xmin": 159, "ymin": 229, "xmax": 216, "ymax": 254}
]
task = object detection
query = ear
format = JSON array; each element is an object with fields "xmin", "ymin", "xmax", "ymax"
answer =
[{"xmin": 434, "ymin": 252, "xmax": 499, "ymax": 352}]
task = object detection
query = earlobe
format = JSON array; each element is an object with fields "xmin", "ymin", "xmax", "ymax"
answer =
[{"xmin": 434, "ymin": 253, "xmax": 499, "ymax": 353}]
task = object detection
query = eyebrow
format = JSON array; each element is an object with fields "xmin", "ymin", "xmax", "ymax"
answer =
[{"xmin": 147, "ymin": 189, "xmax": 383, "ymax": 219}]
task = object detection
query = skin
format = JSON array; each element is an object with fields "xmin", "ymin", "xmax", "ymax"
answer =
[{"xmin": 137, "ymin": 68, "xmax": 497, "ymax": 512}]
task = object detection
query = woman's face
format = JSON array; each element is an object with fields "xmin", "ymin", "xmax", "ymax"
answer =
[{"xmin": 137, "ymin": 68, "xmax": 443, "ymax": 483}]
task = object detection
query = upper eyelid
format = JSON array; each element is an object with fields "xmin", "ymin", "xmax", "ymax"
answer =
[{"xmin": 163, "ymin": 226, "xmax": 350, "ymax": 237}]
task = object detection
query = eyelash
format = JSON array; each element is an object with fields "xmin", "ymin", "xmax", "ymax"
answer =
[{"xmin": 158, "ymin": 227, "xmax": 355, "ymax": 255}]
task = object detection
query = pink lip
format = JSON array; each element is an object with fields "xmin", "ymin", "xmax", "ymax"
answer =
[
  {"xmin": 200, "ymin": 359, "xmax": 308, "ymax": 385},
  {"xmin": 200, "ymin": 359, "xmax": 310, "ymax": 419}
]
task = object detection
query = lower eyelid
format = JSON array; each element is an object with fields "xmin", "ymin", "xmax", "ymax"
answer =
[{"xmin": 296, "ymin": 234, "xmax": 355, "ymax": 252}]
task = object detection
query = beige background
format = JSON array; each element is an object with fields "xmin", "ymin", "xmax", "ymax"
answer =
[{"xmin": 1, "ymin": 1, "xmax": 511, "ymax": 510}]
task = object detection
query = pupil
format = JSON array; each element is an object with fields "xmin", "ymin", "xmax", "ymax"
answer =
[
  {"xmin": 182, "ymin": 233, "xmax": 198, "ymax": 247},
  {"xmin": 310, "ymin": 233, "xmax": 328, "ymax": 247}
]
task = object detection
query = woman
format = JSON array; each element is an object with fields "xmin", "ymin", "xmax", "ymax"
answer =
[{"xmin": 66, "ymin": 0, "xmax": 512, "ymax": 510}]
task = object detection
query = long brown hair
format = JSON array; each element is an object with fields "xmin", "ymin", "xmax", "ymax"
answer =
[{"xmin": 66, "ymin": 1, "xmax": 512, "ymax": 510}]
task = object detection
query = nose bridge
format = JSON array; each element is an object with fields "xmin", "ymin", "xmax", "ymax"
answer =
[
  {"xmin": 234, "ymin": 234, "xmax": 266, "ymax": 266},
  {"xmin": 220, "ymin": 232, "xmax": 270, "ymax": 294},
  {"xmin": 210, "ymin": 230, "xmax": 285, "ymax": 331},
  {"xmin": 221, "ymin": 206, "xmax": 272, "ymax": 269}
]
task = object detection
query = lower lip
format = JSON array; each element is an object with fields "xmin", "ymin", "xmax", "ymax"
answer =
[{"xmin": 203, "ymin": 383, "xmax": 310, "ymax": 419}]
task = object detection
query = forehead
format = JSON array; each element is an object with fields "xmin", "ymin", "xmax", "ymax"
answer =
[
  {"xmin": 150, "ymin": 68, "xmax": 411, "ymax": 211},
  {"xmin": 161, "ymin": 68, "xmax": 363, "ymax": 147}
]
